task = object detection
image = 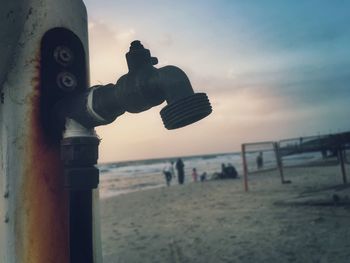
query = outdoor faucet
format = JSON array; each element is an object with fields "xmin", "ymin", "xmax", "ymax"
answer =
[
  {"xmin": 57, "ymin": 40, "xmax": 212, "ymax": 262},
  {"xmin": 59, "ymin": 40, "xmax": 212, "ymax": 130},
  {"xmin": 58, "ymin": 40, "xmax": 212, "ymax": 191}
]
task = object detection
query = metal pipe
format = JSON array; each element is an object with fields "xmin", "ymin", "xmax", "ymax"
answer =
[
  {"xmin": 69, "ymin": 190, "xmax": 93, "ymax": 262},
  {"xmin": 273, "ymin": 142, "xmax": 286, "ymax": 184},
  {"xmin": 338, "ymin": 148, "xmax": 347, "ymax": 184},
  {"xmin": 60, "ymin": 119, "xmax": 99, "ymax": 263},
  {"xmin": 241, "ymin": 144, "xmax": 249, "ymax": 192}
]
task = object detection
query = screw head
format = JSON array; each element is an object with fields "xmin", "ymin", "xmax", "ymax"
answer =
[
  {"xmin": 54, "ymin": 46, "xmax": 74, "ymax": 66},
  {"xmin": 56, "ymin": 72, "xmax": 77, "ymax": 92}
]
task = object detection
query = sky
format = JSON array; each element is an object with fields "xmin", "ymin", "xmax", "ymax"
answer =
[{"xmin": 82, "ymin": 0, "xmax": 350, "ymax": 163}]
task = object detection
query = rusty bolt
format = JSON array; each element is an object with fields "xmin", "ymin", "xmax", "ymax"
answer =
[
  {"xmin": 54, "ymin": 46, "xmax": 74, "ymax": 66},
  {"xmin": 57, "ymin": 72, "xmax": 77, "ymax": 92}
]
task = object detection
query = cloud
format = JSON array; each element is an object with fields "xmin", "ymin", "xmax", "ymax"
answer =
[
  {"xmin": 190, "ymin": 57, "xmax": 350, "ymax": 138},
  {"xmin": 158, "ymin": 33, "xmax": 174, "ymax": 47},
  {"xmin": 232, "ymin": 1, "xmax": 350, "ymax": 53},
  {"xmin": 88, "ymin": 22, "xmax": 95, "ymax": 30},
  {"xmin": 88, "ymin": 19, "xmax": 136, "ymax": 84},
  {"xmin": 114, "ymin": 29, "xmax": 136, "ymax": 42},
  {"xmin": 234, "ymin": 63, "xmax": 350, "ymax": 108}
]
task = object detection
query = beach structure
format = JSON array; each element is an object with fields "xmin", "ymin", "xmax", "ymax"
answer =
[
  {"xmin": 241, "ymin": 133, "xmax": 350, "ymax": 192},
  {"xmin": 241, "ymin": 141, "xmax": 285, "ymax": 192},
  {"xmin": 0, "ymin": 1, "xmax": 212, "ymax": 262}
]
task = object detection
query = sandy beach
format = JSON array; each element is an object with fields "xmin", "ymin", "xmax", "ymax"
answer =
[{"xmin": 100, "ymin": 165, "xmax": 350, "ymax": 263}]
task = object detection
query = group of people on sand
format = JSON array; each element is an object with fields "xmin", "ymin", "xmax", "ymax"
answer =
[
  {"xmin": 163, "ymin": 159, "xmax": 238, "ymax": 186},
  {"xmin": 191, "ymin": 168, "xmax": 207, "ymax": 183},
  {"xmin": 212, "ymin": 163, "xmax": 238, "ymax": 179},
  {"xmin": 162, "ymin": 158, "xmax": 185, "ymax": 186}
]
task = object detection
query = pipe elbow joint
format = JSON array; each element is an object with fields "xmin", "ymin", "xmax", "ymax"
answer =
[
  {"xmin": 113, "ymin": 64, "xmax": 196, "ymax": 112},
  {"xmin": 157, "ymin": 65, "xmax": 194, "ymax": 103}
]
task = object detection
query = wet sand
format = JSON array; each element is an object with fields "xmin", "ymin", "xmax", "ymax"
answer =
[{"xmin": 100, "ymin": 165, "xmax": 350, "ymax": 263}]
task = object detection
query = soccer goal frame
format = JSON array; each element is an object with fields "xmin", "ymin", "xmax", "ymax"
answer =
[{"xmin": 241, "ymin": 141, "xmax": 285, "ymax": 192}]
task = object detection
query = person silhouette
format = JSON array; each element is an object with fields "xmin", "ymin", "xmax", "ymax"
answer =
[
  {"xmin": 192, "ymin": 168, "xmax": 198, "ymax": 182},
  {"xmin": 256, "ymin": 152, "xmax": 263, "ymax": 169},
  {"xmin": 163, "ymin": 162, "xmax": 173, "ymax": 186},
  {"xmin": 176, "ymin": 158, "xmax": 185, "ymax": 184}
]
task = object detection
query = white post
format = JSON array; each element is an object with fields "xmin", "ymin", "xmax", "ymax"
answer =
[{"xmin": 0, "ymin": 1, "xmax": 102, "ymax": 262}]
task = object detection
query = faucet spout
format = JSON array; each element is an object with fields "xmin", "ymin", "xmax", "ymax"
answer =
[{"xmin": 157, "ymin": 65, "xmax": 211, "ymax": 129}]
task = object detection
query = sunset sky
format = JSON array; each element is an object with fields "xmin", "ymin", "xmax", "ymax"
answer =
[{"xmin": 83, "ymin": 0, "xmax": 350, "ymax": 163}]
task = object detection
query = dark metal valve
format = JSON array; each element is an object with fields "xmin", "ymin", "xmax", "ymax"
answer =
[{"xmin": 56, "ymin": 40, "xmax": 212, "ymax": 131}]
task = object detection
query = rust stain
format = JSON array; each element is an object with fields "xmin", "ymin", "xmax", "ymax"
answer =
[{"xmin": 19, "ymin": 53, "xmax": 69, "ymax": 262}]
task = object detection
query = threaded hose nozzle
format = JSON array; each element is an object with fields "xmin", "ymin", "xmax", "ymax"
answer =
[{"xmin": 160, "ymin": 93, "xmax": 212, "ymax": 130}]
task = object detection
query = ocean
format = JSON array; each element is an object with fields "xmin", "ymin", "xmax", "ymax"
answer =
[{"xmin": 98, "ymin": 151, "xmax": 324, "ymax": 198}]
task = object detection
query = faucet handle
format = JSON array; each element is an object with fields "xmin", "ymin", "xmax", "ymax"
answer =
[
  {"xmin": 126, "ymin": 40, "xmax": 157, "ymax": 71},
  {"xmin": 160, "ymin": 93, "xmax": 212, "ymax": 130},
  {"xmin": 150, "ymin": 57, "xmax": 158, "ymax": 65}
]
